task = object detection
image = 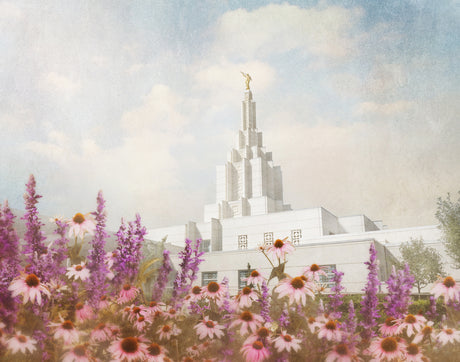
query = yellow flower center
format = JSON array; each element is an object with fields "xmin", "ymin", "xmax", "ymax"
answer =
[
  {"xmin": 291, "ymin": 277, "xmax": 305, "ymax": 289},
  {"xmin": 274, "ymin": 239, "xmax": 284, "ymax": 248},
  {"xmin": 443, "ymin": 276, "xmax": 455, "ymax": 288},
  {"xmin": 73, "ymin": 213, "xmax": 85, "ymax": 224}
]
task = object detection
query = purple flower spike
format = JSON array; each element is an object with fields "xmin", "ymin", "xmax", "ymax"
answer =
[
  {"xmin": 384, "ymin": 264, "xmax": 414, "ymax": 318},
  {"xmin": 259, "ymin": 280, "xmax": 272, "ymax": 323},
  {"xmin": 151, "ymin": 249, "xmax": 173, "ymax": 301},
  {"xmin": 328, "ymin": 269, "xmax": 345, "ymax": 319},
  {"xmin": 22, "ymin": 175, "xmax": 47, "ymax": 276},
  {"xmin": 86, "ymin": 191, "xmax": 109, "ymax": 308},
  {"xmin": 359, "ymin": 243, "xmax": 381, "ymax": 341}
]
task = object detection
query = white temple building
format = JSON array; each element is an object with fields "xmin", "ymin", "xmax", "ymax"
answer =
[{"xmin": 147, "ymin": 81, "xmax": 455, "ymax": 294}]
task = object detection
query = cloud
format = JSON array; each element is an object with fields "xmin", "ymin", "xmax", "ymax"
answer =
[
  {"xmin": 354, "ymin": 100, "xmax": 414, "ymax": 117},
  {"xmin": 213, "ymin": 4, "xmax": 364, "ymax": 60},
  {"xmin": 0, "ymin": 1, "xmax": 22, "ymax": 21},
  {"xmin": 40, "ymin": 72, "xmax": 80, "ymax": 95}
]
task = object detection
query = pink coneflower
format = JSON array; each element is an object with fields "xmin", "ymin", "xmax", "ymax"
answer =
[
  {"xmin": 272, "ymin": 331, "xmax": 302, "ymax": 353},
  {"xmin": 236, "ymin": 286, "xmax": 259, "ymax": 309},
  {"xmin": 437, "ymin": 327, "xmax": 460, "ymax": 345},
  {"xmin": 194, "ymin": 316, "xmax": 225, "ymax": 340},
  {"xmin": 50, "ymin": 320, "xmax": 81, "ymax": 345},
  {"xmin": 266, "ymin": 237, "xmax": 295, "ymax": 260},
  {"xmin": 6, "ymin": 334, "xmax": 37, "ymax": 354},
  {"xmin": 303, "ymin": 264, "xmax": 327, "ymax": 282},
  {"xmin": 157, "ymin": 324, "xmax": 181, "ymax": 341},
  {"xmin": 127, "ymin": 305, "xmax": 150, "ymax": 323},
  {"xmin": 246, "ymin": 270, "xmax": 266, "ymax": 287},
  {"xmin": 325, "ymin": 343, "xmax": 357, "ymax": 362},
  {"xmin": 117, "ymin": 284, "xmax": 139, "ymax": 304},
  {"xmin": 62, "ymin": 344, "xmax": 91, "ymax": 362},
  {"xmin": 306, "ymin": 315, "xmax": 323, "ymax": 333},
  {"xmin": 105, "ymin": 251, "xmax": 116, "ymax": 269},
  {"xmin": 48, "ymin": 279, "xmax": 69, "ymax": 293},
  {"xmin": 99, "ymin": 295, "xmax": 110, "ymax": 309},
  {"xmin": 412, "ymin": 322, "xmax": 435, "ymax": 344},
  {"xmin": 432, "ymin": 276, "xmax": 460, "ymax": 303},
  {"xmin": 368, "ymin": 336, "xmax": 405, "ymax": 361},
  {"xmin": 165, "ymin": 308, "xmax": 178, "ymax": 319},
  {"xmin": 8, "ymin": 273, "xmax": 51, "ymax": 305},
  {"xmin": 91, "ymin": 323, "xmax": 112, "ymax": 342},
  {"xmin": 275, "ymin": 276, "xmax": 315, "ymax": 306},
  {"xmin": 240, "ymin": 341, "xmax": 270, "ymax": 362},
  {"xmin": 230, "ymin": 311, "xmax": 264, "ymax": 335},
  {"xmin": 203, "ymin": 281, "xmax": 227, "ymax": 300},
  {"xmin": 75, "ymin": 302, "xmax": 93, "ymax": 323},
  {"xmin": 148, "ymin": 301, "xmax": 165, "ymax": 315},
  {"xmin": 405, "ymin": 343, "xmax": 426, "ymax": 362},
  {"xmin": 109, "ymin": 337, "xmax": 148, "ymax": 362},
  {"xmin": 133, "ymin": 316, "xmax": 149, "ymax": 332},
  {"xmin": 378, "ymin": 317, "xmax": 400, "ymax": 336},
  {"xmin": 188, "ymin": 285, "xmax": 203, "ymax": 302},
  {"xmin": 186, "ymin": 344, "xmax": 201, "ymax": 358},
  {"xmin": 318, "ymin": 320, "xmax": 342, "ymax": 342},
  {"xmin": 397, "ymin": 314, "xmax": 426, "ymax": 337},
  {"xmin": 68, "ymin": 212, "xmax": 96, "ymax": 239},
  {"xmin": 244, "ymin": 326, "xmax": 272, "ymax": 346},
  {"xmin": 146, "ymin": 342, "xmax": 169, "ymax": 362},
  {"xmin": 66, "ymin": 263, "xmax": 91, "ymax": 281}
]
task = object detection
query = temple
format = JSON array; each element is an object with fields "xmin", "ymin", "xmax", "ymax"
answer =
[{"xmin": 147, "ymin": 79, "xmax": 449, "ymax": 293}]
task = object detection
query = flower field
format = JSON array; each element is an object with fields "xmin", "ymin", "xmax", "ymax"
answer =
[{"xmin": 0, "ymin": 175, "xmax": 459, "ymax": 361}]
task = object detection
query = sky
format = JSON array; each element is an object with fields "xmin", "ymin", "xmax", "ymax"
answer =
[{"xmin": 1, "ymin": 0, "xmax": 459, "ymax": 232}]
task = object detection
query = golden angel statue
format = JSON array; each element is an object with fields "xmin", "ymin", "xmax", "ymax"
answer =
[{"xmin": 240, "ymin": 71, "xmax": 252, "ymax": 90}]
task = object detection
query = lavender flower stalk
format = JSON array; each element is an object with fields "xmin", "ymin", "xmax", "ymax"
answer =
[
  {"xmin": 22, "ymin": 175, "xmax": 47, "ymax": 277},
  {"xmin": 172, "ymin": 239, "xmax": 204, "ymax": 303},
  {"xmin": 0, "ymin": 201, "xmax": 21, "ymax": 331},
  {"xmin": 426, "ymin": 295, "xmax": 437, "ymax": 320},
  {"xmin": 279, "ymin": 308, "xmax": 290, "ymax": 329},
  {"xmin": 259, "ymin": 280, "xmax": 272, "ymax": 323},
  {"xmin": 342, "ymin": 299, "xmax": 358, "ymax": 347},
  {"xmin": 359, "ymin": 242, "xmax": 381, "ymax": 341},
  {"xmin": 384, "ymin": 264, "xmax": 415, "ymax": 318},
  {"xmin": 85, "ymin": 191, "xmax": 109, "ymax": 308},
  {"xmin": 151, "ymin": 249, "xmax": 173, "ymax": 301},
  {"xmin": 328, "ymin": 269, "xmax": 345, "ymax": 319}
]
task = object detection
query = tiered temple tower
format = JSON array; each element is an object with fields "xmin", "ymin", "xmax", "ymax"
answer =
[{"xmin": 204, "ymin": 79, "xmax": 291, "ymax": 222}]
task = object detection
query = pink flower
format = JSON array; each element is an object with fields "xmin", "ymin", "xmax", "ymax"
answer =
[
  {"xmin": 318, "ymin": 320, "xmax": 342, "ymax": 342},
  {"xmin": 66, "ymin": 263, "xmax": 90, "ymax": 281},
  {"xmin": 117, "ymin": 284, "xmax": 139, "ymax": 304},
  {"xmin": 412, "ymin": 322, "xmax": 435, "ymax": 344},
  {"xmin": 397, "ymin": 314, "xmax": 426, "ymax": 337},
  {"xmin": 240, "ymin": 341, "xmax": 270, "ymax": 362},
  {"xmin": 272, "ymin": 331, "xmax": 302, "ymax": 353},
  {"xmin": 147, "ymin": 301, "xmax": 165, "ymax": 315},
  {"xmin": 230, "ymin": 311, "xmax": 264, "ymax": 335},
  {"xmin": 99, "ymin": 295, "xmax": 110, "ymax": 309},
  {"xmin": 145, "ymin": 342, "xmax": 168, "ymax": 362},
  {"xmin": 266, "ymin": 237, "xmax": 295, "ymax": 260},
  {"xmin": 244, "ymin": 326, "xmax": 272, "ymax": 346},
  {"xmin": 50, "ymin": 320, "xmax": 81, "ymax": 345},
  {"xmin": 6, "ymin": 334, "xmax": 37, "ymax": 354},
  {"xmin": 303, "ymin": 264, "xmax": 327, "ymax": 282},
  {"xmin": 325, "ymin": 343, "xmax": 357, "ymax": 362},
  {"xmin": 437, "ymin": 327, "xmax": 460, "ymax": 345},
  {"xmin": 194, "ymin": 316, "xmax": 225, "ymax": 340},
  {"xmin": 8, "ymin": 273, "xmax": 51, "ymax": 305},
  {"xmin": 62, "ymin": 344, "xmax": 91, "ymax": 362},
  {"xmin": 306, "ymin": 315, "xmax": 323, "ymax": 333},
  {"xmin": 133, "ymin": 316, "xmax": 149, "ymax": 332},
  {"xmin": 90, "ymin": 323, "xmax": 112, "ymax": 342},
  {"xmin": 246, "ymin": 270, "xmax": 266, "ymax": 287},
  {"xmin": 275, "ymin": 276, "xmax": 315, "ymax": 306},
  {"xmin": 236, "ymin": 286, "xmax": 259, "ymax": 309},
  {"xmin": 157, "ymin": 324, "xmax": 181, "ymax": 341},
  {"xmin": 68, "ymin": 212, "xmax": 96, "ymax": 239},
  {"xmin": 109, "ymin": 337, "xmax": 148, "ymax": 362},
  {"xmin": 405, "ymin": 343, "xmax": 426, "ymax": 362},
  {"xmin": 378, "ymin": 317, "xmax": 400, "ymax": 336},
  {"xmin": 75, "ymin": 302, "xmax": 94, "ymax": 323},
  {"xmin": 368, "ymin": 337, "xmax": 405, "ymax": 361},
  {"xmin": 432, "ymin": 276, "xmax": 460, "ymax": 303},
  {"xmin": 203, "ymin": 281, "xmax": 227, "ymax": 301},
  {"xmin": 127, "ymin": 305, "xmax": 150, "ymax": 323},
  {"xmin": 188, "ymin": 285, "xmax": 203, "ymax": 302}
]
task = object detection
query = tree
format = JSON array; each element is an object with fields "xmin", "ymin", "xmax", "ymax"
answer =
[
  {"xmin": 399, "ymin": 238, "xmax": 444, "ymax": 295},
  {"xmin": 436, "ymin": 192, "xmax": 460, "ymax": 269}
]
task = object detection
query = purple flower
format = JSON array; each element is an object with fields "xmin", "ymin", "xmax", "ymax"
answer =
[
  {"xmin": 85, "ymin": 191, "xmax": 109, "ymax": 308},
  {"xmin": 426, "ymin": 295, "xmax": 437, "ymax": 320},
  {"xmin": 259, "ymin": 280, "xmax": 272, "ymax": 323},
  {"xmin": 151, "ymin": 249, "xmax": 173, "ymax": 301},
  {"xmin": 328, "ymin": 269, "xmax": 345, "ymax": 319},
  {"xmin": 0, "ymin": 201, "xmax": 21, "ymax": 331},
  {"xmin": 113, "ymin": 214, "xmax": 146, "ymax": 285},
  {"xmin": 22, "ymin": 175, "xmax": 47, "ymax": 277},
  {"xmin": 279, "ymin": 308, "xmax": 290, "ymax": 329},
  {"xmin": 172, "ymin": 239, "xmax": 204, "ymax": 304},
  {"xmin": 384, "ymin": 264, "xmax": 414, "ymax": 318},
  {"xmin": 342, "ymin": 299, "xmax": 358, "ymax": 347},
  {"xmin": 359, "ymin": 242, "xmax": 381, "ymax": 341}
]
